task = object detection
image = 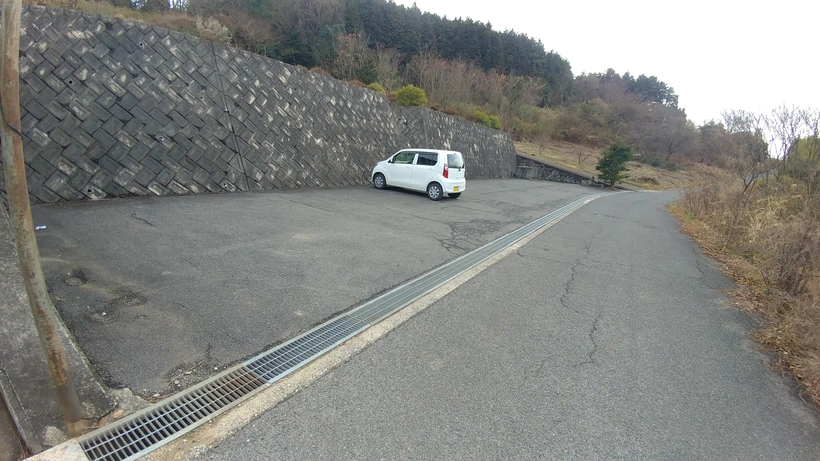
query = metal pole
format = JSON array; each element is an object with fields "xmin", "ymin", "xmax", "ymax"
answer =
[{"xmin": 0, "ymin": 0, "xmax": 83, "ymax": 436}]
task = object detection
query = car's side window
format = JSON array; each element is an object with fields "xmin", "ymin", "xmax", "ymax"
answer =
[
  {"xmin": 416, "ymin": 153, "xmax": 438, "ymax": 166},
  {"xmin": 393, "ymin": 151, "xmax": 415, "ymax": 164}
]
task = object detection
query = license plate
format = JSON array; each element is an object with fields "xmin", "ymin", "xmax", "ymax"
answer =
[{"xmin": 453, "ymin": 186, "xmax": 459, "ymax": 192}]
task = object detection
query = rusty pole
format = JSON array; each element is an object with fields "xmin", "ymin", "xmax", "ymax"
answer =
[{"xmin": 0, "ymin": 0, "xmax": 83, "ymax": 436}]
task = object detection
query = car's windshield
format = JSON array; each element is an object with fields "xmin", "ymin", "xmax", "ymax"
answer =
[{"xmin": 447, "ymin": 153, "xmax": 464, "ymax": 169}]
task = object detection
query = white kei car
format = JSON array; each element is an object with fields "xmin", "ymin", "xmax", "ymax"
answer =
[{"xmin": 371, "ymin": 149, "xmax": 466, "ymax": 200}]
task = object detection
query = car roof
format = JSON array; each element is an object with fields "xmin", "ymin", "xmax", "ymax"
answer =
[{"xmin": 398, "ymin": 148, "xmax": 462, "ymax": 155}]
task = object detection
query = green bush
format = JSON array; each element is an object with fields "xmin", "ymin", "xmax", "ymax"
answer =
[
  {"xmin": 663, "ymin": 160, "xmax": 680, "ymax": 172},
  {"xmin": 473, "ymin": 110, "xmax": 502, "ymax": 130},
  {"xmin": 393, "ymin": 85, "xmax": 428, "ymax": 106},
  {"xmin": 596, "ymin": 141, "xmax": 633, "ymax": 185},
  {"xmin": 647, "ymin": 157, "xmax": 664, "ymax": 168},
  {"xmin": 356, "ymin": 62, "xmax": 379, "ymax": 85},
  {"xmin": 366, "ymin": 82, "xmax": 386, "ymax": 94}
]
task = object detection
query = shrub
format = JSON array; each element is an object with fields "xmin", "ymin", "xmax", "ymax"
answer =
[
  {"xmin": 310, "ymin": 67, "xmax": 333, "ymax": 78},
  {"xmin": 473, "ymin": 110, "xmax": 502, "ymax": 130},
  {"xmin": 644, "ymin": 156, "xmax": 681, "ymax": 172},
  {"xmin": 195, "ymin": 16, "xmax": 231, "ymax": 44},
  {"xmin": 647, "ymin": 157, "xmax": 664, "ymax": 168},
  {"xmin": 366, "ymin": 82, "xmax": 386, "ymax": 94},
  {"xmin": 596, "ymin": 141, "xmax": 633, "ymax": 185},
  {"xmin": 663, "ymin": 160, "xmax": 680, "ymax": 172},
  {"xmin": 356, "ymin": 62, "xmax": 379, "ymax": 85},
  {"xmin": 393, "ymin": 85, "xmax": 427, "ymax": 106},
  {"xmin": 676, "ymin": 164, "xmax": 820, "ymax": 405}
]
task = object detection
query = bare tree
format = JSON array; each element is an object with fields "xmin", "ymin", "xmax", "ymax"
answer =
[
  {"xmin": 374, "ymin": 45, "xmax": 403, "ymax": 92},
  {"xmin": 405, "ymin": 53, "xmax": 473, "ymax": 107},
  {"xmin": 767, "ymin": 106, "xmax": 820, "ymax": 201},
  {"xmin": 720, "ymin": 109, "xmax": 771, "ymax": 192},
  {"xmin": 575, "ymin": 146, "xmax": 594, "ymax": 167},
  {"xmin": 329, "ymin": 32, "xmax": 371, "ymax": 81},
  {"xmin": 218, "ymin": 12, "xmax": 271, "ymax": 51}
]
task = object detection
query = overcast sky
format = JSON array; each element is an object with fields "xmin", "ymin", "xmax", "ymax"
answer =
[{"xmin": 392, "ymin": 0, "xmax": 818, "ymax": 126}]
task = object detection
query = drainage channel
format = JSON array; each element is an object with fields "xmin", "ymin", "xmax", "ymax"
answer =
[{"xmin": 76, "ymin": 193, "xmax": 604, "ymax": 461}]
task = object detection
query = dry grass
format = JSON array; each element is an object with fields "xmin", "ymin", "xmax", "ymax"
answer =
[
  {"xmin": 25, "ymin": 0, "xmax": 199, "ymax": 36},
  {"xmin": 514, "ymin": 140, "xmax": 694, "ymax": 190},
  {"xmin": 672, "ymin": 164, "xmax": 820, "ymax": 406}
]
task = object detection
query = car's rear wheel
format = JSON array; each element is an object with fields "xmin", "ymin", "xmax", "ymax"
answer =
[
  {"xmin": 427, "ymin": 182, "xmax": 443, "ymax": 201},
  {"xmin": 373, "ymin": 173, "xmax": 386, "ymax": 189},
  {"xmin": 449, "ymin": 192, "xmax": 461, "ymax": 199}
]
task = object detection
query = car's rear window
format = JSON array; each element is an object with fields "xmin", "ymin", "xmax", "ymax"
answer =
[
  {"xmin": 447, "ymin": 153, "xmax": 464, "ymax": 168},
  {"xmin": 417, "ymin": 153, "xmax": 438, "ymax": 166}
]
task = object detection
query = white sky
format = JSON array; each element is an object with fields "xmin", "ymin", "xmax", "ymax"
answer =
[{"xmin": 392, "ymin": 0, "xmax": 819, "ymax": 126}]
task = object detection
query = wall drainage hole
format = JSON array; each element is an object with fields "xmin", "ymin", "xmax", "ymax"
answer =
[{"xmin": 67, "ymin": 79, "xmax": 73, "ymax": 85}]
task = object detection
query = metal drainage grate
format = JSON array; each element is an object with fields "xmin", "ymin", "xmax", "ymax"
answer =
[
  {"xmin": 244, "ymin": 193, "xmax": 603, "ymax": 382},
  {"xmin": 76, "ymin": 193, "xmax": 602, "ymax": 461},
  {"xmin": 79, "ymin": 368, "xmax": 267, "ymax": 461}
]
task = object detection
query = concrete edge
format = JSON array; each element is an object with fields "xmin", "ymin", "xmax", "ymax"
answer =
[
  {"xmin": 0, "ymin": 205, "xmax": 117, "ymax": 454},
  {"xmin": 25, "ymin": 439, "xmax": 86, "ymax": 461}
]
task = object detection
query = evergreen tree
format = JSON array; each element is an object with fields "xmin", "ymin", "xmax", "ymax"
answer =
[{"xmin": 596, "ymin": 142, "xmax": 634, "ymax": 185}]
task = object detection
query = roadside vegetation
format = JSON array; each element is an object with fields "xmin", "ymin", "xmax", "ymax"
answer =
[
  {"xmin": 26, "ymin": 0, "xmax": 820, "ymax": 406},
  {"xmin": 671, "ymin": 107, "xmax": 820, "ymax": 406}
]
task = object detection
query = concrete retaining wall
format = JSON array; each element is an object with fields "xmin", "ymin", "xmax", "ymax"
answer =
[
  {"xmin": 515, "ymin": 154, "xmax": 601, "ymax": 186},
  {"xmin": 0, "ymin": 6, "xmax": 517, "ymax": 206}
]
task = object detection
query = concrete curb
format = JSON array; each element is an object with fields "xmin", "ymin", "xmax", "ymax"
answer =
[{"xmin": 0, "ymin": 206, "xmax": 115, "ymax": 454}]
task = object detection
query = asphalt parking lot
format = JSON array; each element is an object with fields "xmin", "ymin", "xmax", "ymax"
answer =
[{"xmin": 32, "ymin": 179, "xmax": 599, "ymax": 397}]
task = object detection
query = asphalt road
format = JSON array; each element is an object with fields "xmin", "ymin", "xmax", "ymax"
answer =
[
  {"xmin": 32, "ymin": 179, "xmax": 597, "ymax": 396},
  {"xmin": 198, "ymin": 190, "xmax": 820, "ymax": 460}
]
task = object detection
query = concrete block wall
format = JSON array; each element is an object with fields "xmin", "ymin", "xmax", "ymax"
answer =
[
  {"xmin": 0, "ymin": 6, "xmax": 517, "ymax": 206},
  {"xmin": 395, "ymin": 107, "xmax": 518, "ymax": 179},
  {"xmin": 515, "ymin": 154, "xmax": 600, "ymax": 186}
]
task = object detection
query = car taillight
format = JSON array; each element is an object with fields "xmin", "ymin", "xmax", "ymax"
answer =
[{"xmin": 443, "ymin": 163, "xmax": 448, "ymax": 178}]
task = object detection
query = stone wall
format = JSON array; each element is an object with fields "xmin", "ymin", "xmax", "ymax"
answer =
[
  {"xmin": 515, "ymin": 154, "xmax": 602, "ymax": 186},
  {"xmin": 395, "ymin": 107, "xmax": 518, "ymax": 179},
  {"xmin": 0, "ymin": 6, "xmax": 517, "ymax": 206}
]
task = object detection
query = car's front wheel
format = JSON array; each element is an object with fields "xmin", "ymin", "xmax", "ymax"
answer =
[
  {"xmin": 373, "ymin": 173, "xmax": 386, "ymax": 189},
  {"xmin": 449, "ymin": 192, "xmax": 461, "ymax": 199},
  {"xmin": 427, "ymin": 182, "xmax": 443, "ymax": 201}
]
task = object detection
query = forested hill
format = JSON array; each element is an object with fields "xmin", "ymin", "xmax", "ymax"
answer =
[
  {"xmin": 185, "ymin": 0, "xmax": 574, "ymax": 102},
  {"xmin": 78, "ymin": 0, "xmax": 699, "ymax": 168}
]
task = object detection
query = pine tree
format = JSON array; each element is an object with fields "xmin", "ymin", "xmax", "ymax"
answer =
[{"xmin": 596, "ymin": 142, "xmax": 633, "ymax": 185}]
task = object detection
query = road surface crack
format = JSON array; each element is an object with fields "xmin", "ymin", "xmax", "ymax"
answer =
[
  {"xmin": 288, "ymin": 199, "xmax": 335, "ymax": 213},
  {"xmin": 439, "ymin": 219, "xmax": 504, "ymax": 255},
  {"xmin": 559, "ymin": 222, "xmax": 602, "ymax": 314},
  {"xmin": 560, "ymin": 264, "xmax": 584, "ymax": 315},
  {"xmin": 130, "ymin": 212, "xmax": 155, "ymax": 226},
  {"xmin": 578, "ymin": 312, "xmax": 602, "ymax": 366}
]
